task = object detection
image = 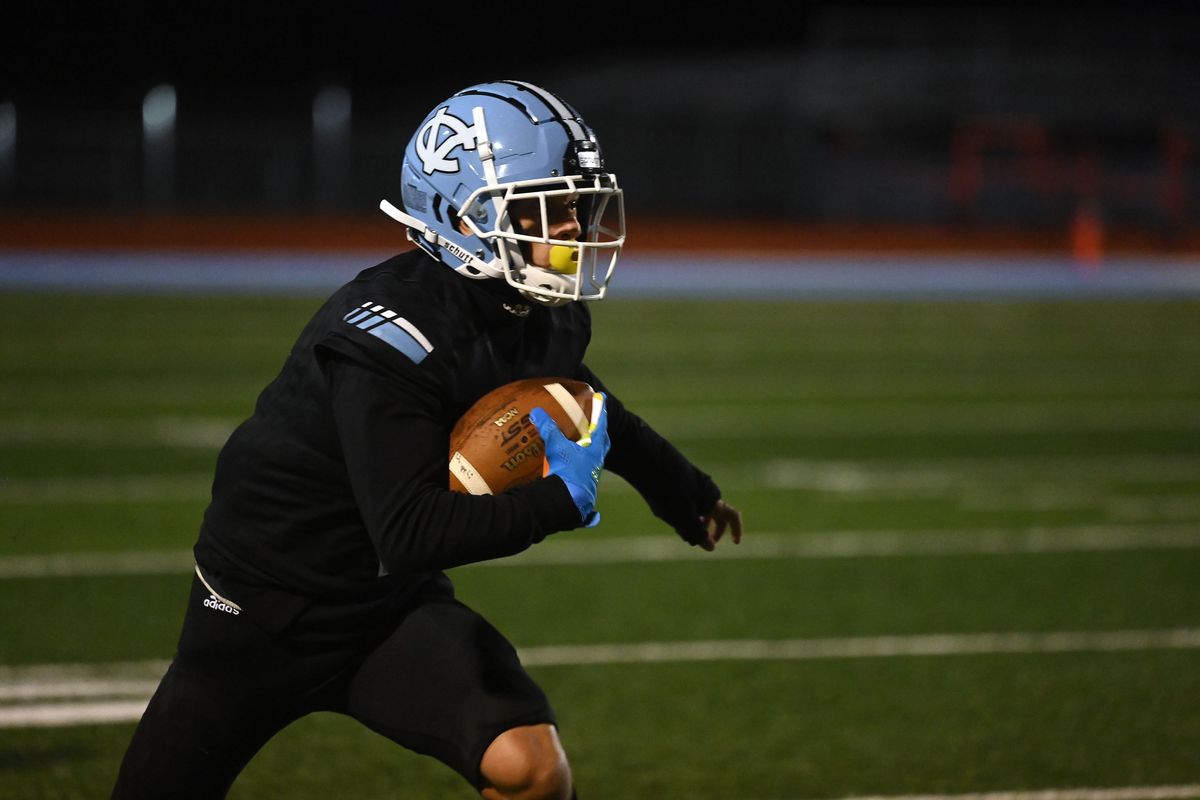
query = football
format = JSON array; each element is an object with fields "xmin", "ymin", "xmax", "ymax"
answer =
[{"xmin": 448, "ymin": 377, "xmax": 596, "ymax": 495}]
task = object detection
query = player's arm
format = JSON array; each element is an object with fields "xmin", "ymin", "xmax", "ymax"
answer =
[
  {"xmin": 324, "ymin": 355, "xmax": 584, "ymax": 573},
  {"xmin": 576, "ymin": 365, "xmax": 743, "ymax": 550}
]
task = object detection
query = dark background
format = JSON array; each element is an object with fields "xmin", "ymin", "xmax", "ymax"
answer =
[{"xmin": 2, "ymin": 3, "xmax": 1198, "ymax": 238}]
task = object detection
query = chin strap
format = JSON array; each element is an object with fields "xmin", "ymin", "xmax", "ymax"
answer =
[
  {"xmin": 379, "ymin": 198, "xmax": 426, "ymax": 235},
  {"xmin": 379, "ymin": 199, "xmax": 499, "ymax": 277},
  {"xmin": 379, "ymin": 199, "xmax": 452, "ymax": 251},
  {"xmin": 380, "ymin": 198, "xmax": 587, "ymax": 306}
]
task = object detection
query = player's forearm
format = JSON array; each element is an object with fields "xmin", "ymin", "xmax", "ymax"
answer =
[
  {"xmin": 576, "ymin": 365, "xmax": 721, "ymax": 540},
  {"xmin": 327, "ymin": 358, "xmax": 583, "ymax": 572},
  {"xmin": 366, "ymin": 477, "xmax": 580, "ymax": 574}
]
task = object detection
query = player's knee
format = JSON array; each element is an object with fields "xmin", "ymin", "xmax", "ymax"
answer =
[{"xmin": 479, "ymin": 724, "xmax": 572, "ymax": 800}]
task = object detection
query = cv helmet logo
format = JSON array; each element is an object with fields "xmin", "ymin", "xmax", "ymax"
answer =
[{"xmin": 416, "ymin": 107, "xmax": 480, "ymax": 175}]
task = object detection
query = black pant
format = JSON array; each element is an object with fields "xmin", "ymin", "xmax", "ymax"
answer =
[{"xmin": 113, "ymin": 575, "xmax": 555, "ymax": 798}]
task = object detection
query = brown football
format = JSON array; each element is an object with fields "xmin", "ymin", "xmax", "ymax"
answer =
[{"xmin": 448, "ymin": 377, "xmax": 596, "ymax": 495}]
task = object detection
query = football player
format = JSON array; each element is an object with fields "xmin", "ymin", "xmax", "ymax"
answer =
[{"xmin": 113, "ymin": 80, "xmax": 742, "ymax": 800}]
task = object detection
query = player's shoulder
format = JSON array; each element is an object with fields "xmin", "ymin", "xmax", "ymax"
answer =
[{"xmin": 315, "ymin": 250, "xmax": 473, "ymax": 374}]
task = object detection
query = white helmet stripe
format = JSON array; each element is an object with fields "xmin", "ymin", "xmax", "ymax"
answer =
[
  {"xmin": 471, "ymin": 106, "xmax": 500, "ymax": 187},
  {"xmin": 505, "ymin": 80, "xmax": 587, "ymax": 141}
]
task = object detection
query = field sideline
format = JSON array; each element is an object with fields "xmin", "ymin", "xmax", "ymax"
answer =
[{"xmin": 1, "ymin": 290, "xmax": 1198, "ymax": 798}]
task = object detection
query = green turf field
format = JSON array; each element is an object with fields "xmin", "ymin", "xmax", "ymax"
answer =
[{"xmin": 1, "ymin": 292, "xmax": 1199, "ymax": 799}]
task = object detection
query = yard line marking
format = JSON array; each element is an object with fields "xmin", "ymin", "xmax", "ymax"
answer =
[
  {"xmin": 756, "ymin": 456, "xmax": 1200, "ymax": 493},
  {"xmin": 0, "ymin": 549, "xmax": 194, "ymax": 578},
  {"xmin": 492, "ymin": 524, "xmax": 1200, "ymax": 567},
  {"xmin": 2, "ymin": 523, "xmax": 1198, "ymax": 579},
  {"xmin": 651, "ymin": 403, "xmax": 1200, "ymax": 438},
  {"xmin": 4, "ymin": 628, "xmax": 1199, "ymax": 728},
  {"xmin": 0, "ymin": 660, "xmax": 170, "ymax": 684},
  {"xmin": 0, "ymin": 700, "xmax": 149, "ymax": 728},
  {"xmin": 516, "ymin": 628, "xmax": 1200, "ymax": 667},
  {"xmin": 5, "ymin": 402, "xmax": 1198, "ymax": 447},
  {"xmin": 0, "ymin": 416, "xmax": 237, "ymax": 448},
  {"xmin": 0, "ymin": 679, "xmax": 160, "ymax": 701},
  {"xmin": 3, "ymin": 454, "xmax": 1198, "ymax": 505},
  {"xmin": 819, "ymin": 784, "xmax": 1200, "ymax": 800},
  {"xmin": 0, "ymin": 474, "xmax": 213, "ymax": 504}
]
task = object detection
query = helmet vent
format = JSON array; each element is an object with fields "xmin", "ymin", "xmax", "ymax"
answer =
[{"xmin": 402, "ymin": 183, "xmax": 428, "ymax": 212}]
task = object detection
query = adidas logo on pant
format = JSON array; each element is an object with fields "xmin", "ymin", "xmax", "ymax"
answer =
[{"xmin": 203, "ymin": 594, "xmax": 240, "ymax": 615}]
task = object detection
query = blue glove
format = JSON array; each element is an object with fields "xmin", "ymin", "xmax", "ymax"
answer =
[{"xmin": 529, "ymin": 393, "xmax": 610, "ymax": 528}]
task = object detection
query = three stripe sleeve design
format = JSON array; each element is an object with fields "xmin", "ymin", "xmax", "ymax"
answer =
[{"xmin": 342, "ymin": 302, "xmax": 434, "ymax": 364}]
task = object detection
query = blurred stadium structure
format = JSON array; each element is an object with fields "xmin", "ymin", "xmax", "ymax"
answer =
[{"xmin": 0, "ymin": 5, "xmax": 1197, "ymax": 254}]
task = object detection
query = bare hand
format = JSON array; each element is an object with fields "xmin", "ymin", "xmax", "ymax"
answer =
[{"xmin": 697, "ymin": 498, "xmax": 743, "ymax": 552}]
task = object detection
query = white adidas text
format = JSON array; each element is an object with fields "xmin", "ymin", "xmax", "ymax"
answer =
[{"xmin": 202, "ymin": 595, "xmax": 239, "ymax": 615}]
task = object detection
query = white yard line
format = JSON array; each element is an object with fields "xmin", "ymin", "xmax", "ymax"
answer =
[
  {"xmin": 0, "ymin": 417, "xmax": 238, "ymax": 448},
  {"xmin": 3, "ymin": 628, "xmax": 1199, "ymax": 728},
  {"xmin": 0, "ymin": 661, "xmax": 166, "ymax": 728},
  {"xmin": 517, "ymin": 628, "xmax": 1200, "ymax": 666},
  {"xmin": 650, "ymin": 404, "xmax": 1200, "ymax": 439},
  {"xmin": 2, "ymin": 453, "xmax": 1197, "ymax": 504},
  {"xmin": 1, "ymin": 523, "xmax": 1198, "ymax": 579},
  {"xmin": 0, "ymin": 678, "xmax": 161, "ymax": 701},
  {"xmin": 819, "ymin": 785, "xmax": 1200, "ymax": 800},
  {"xmin": 0, "ymin": 660, "xmax": 171, "ymax": 684},
  {"xmin": 491, "ymin": 524, "xmax": 1200, "ymax": 568},
  {"xmin": 0, "ymin": 700, "xmax": 150, "ymax": 728},
  {"xmin": 0, "ymin": 474, "xmax": 213, "ymax": 504},
  {"xmin": 756, "ymin": 455, "xmax": 1200, "ymax": 493},
  {"xmin": 3, "ymin": 403, "xmax": 1198, "ymax": 448},
  {"xmin": 0, "ymin": 549, "xmax": 195, "ymax": 578}
]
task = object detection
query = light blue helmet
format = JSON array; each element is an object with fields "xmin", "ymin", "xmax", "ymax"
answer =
[{"xmin": 381, "ymin": 81, "xmax": 625, "ymax": 306}]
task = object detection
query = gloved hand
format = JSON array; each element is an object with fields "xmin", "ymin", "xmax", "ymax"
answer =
[{"xmin": 529, "ymin": 393, "xmax": 610, "ymax": 528}]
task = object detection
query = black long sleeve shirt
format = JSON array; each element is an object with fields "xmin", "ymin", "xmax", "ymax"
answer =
[{"xmin": 193, "ymin": 250, "xmax": 718, "ymax": 637}]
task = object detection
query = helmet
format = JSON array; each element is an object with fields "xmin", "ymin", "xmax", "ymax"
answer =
[{"xmin": 380, "ymin": 80, "xmax": 625, "ymax": 306}]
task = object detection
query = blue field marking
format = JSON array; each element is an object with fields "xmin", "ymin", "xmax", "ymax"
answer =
[
  {"xmin": 368, "ymin": 320, "xmax": 431, "ymax": 363},
  {"xmin": 3, "ymin": 250, "xmax": 1200, "ymax": 299}
]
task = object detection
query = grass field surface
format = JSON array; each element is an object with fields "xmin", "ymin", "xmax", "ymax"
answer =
[{"xmin": 1, "ymin": 291, "xmax": 1198, "ymax": 799}]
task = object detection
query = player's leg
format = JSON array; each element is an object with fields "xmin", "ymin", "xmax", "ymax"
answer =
[
  {"xmin": 339, "ymin": 595, "xmax": 573, "ymax": 800},
  {"xmin": 112, "ymin": 660, "xmax": 293, "ymax": 799},
  {"xmin": 479, "ymin": 723, "xmax": 572, "ymax": 800},
  {"xmin": 112, "ymin": 575, "xmax": 310, "ymax": 799}
]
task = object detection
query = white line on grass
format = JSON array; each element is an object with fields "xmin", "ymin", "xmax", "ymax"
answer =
[
  {"xmin": 821, "ymin": 784, "xmax": 1200, "ymax": 800},
  {"xmin": 0, "ymin": 550, "xmax": 194, "ymax": 578},
  {"xmin": 0, "ymin": 660, "xmax": 170, "ymax": 684},
  {"xmin": 1, "ymin": 523, "xmax": 1198, "ymax": 579},
  {"xmin": 0, "ymin": 474, "xmax": 213, "ymax": 504},
  {"xmin": 4, "ymin": 403, "xmax": 1198, "ymax": 448},
  {"xmin": 516, "ymin": 628, "xmax": 1200, "ymax": 667},
  {"xmin": 3, "ymin": 628, "xmax": 1199, "ymax": 728},
  {"xmin": 649, "ymin": 402, "xmax": 1200, "ymax": 438},
  {"xmin": 756, "ymin": 455, "xmax": 1200, "ymax": 494},
  {"xmin": 0, "ymin": 700, "xmax": 150, "ymax": 728},
  {"xmin": 0, "ymin": 679, "xmax": 161, "ymax": 701},
  {"xmin": 491, "ymin": 523, "xmax": 1200, "ymax": 568},
  {"xmin": 4, "ymin": 455, "xmax": 1199, "ymax": 505},
  {"xmin": 0, "ymin": 417, "xmax": 238, "ymax": 448}
]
